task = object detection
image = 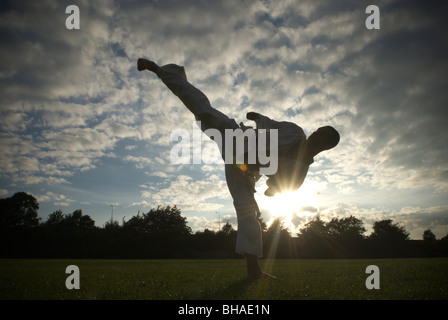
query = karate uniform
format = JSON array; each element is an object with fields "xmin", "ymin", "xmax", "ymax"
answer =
[{"xmin": 156, "ymin": 64, "xmax": 309, "ymax": 257}]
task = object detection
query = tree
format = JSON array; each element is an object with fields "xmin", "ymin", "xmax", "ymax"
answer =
[
  {"xmin": 324, "ymin": 215, "xmax": 366, "ymax": 258},
  {"xmin": 326, "ymin": 215, "xmax": 366, "ymax": 242},
  {"xmin": 45, "ymin": 210, "xmax": 65, "ymax": 225},
  {"xmin": 296, "ymin": 216, "xmax": 365, "ymax": 258},
  {"xmin": 266, "ymin": 218, "xmax": 289, "ymax": 234},
  {"xmin": 123, "ymin": 205, "xmax": 191, "ymax": 235},
  {"xmin": 0, "ymin": 192, "xmax": 40, "ymax": 229},
  {"xmin": 369, "ymin": 219, "xmax": 410, "ymax": 242},
  {"xmin": 43, "ymin": 209, "xmax": 95, "ymax": 230},
  {"xmin": 297, "ymin": 216, "xmax": 328, "ymax": 241},
  {"xmin": 423, "ymin": 229, "xmax": 436, "ymax": 242},
  {"xmin": 264, "ymin": 218, "xmax": 292, "ymax": 258},
  {"xmin": 66, "ymin": 209, "xmax": 95, "ymax": 229},
  {"xmin": 104, "ymin": 219, "xmax": 120, "ymax": 230},
  {"xmin": 218, "ymin": 221, "xmax": 236, "ymax": 237}
]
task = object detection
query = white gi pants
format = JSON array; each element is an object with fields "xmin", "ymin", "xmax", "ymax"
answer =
[{"xmin": 157, "ymin": 64, "xmax": 263, "ymax": 257}]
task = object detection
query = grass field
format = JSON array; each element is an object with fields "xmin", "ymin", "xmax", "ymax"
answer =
[{"xmin": 0, "ymin": 258, "xmax": 447, "ymax": 300}]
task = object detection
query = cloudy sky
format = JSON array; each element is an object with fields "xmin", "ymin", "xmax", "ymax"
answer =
[{"xmin": 1, "ymin": 0, "xmax": 447, "ymax": 239}]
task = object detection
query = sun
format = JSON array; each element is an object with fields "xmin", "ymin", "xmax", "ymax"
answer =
[{"xmin": 257, "ymin": 181, "xmax": 322, "ymax": 232}]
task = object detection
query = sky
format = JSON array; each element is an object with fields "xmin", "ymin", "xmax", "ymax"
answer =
[{"xmin": 1, "ymin": 0, "xmax": 447, "ymax": 239}]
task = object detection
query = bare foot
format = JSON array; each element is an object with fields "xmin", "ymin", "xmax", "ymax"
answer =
[
  {"xmin": 137, "ymin": 58, "xmax": 160, "ymax": 73},
  {"xmin": 245, "ymin": 254, "xmax": 279, "ymax": 281}
]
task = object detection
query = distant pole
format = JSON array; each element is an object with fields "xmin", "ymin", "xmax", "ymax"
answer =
[
  {"xmin": 216, "ymin": 212, "xmax": 221, "ymax": 231},
  {"xmin": 110, "ymin": 204, "xmax": 114, "ymax": 223}
]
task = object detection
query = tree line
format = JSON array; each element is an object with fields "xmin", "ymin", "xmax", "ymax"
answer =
[{"xmin": 1, "ymin": 192, "xmax": 447, "ymax": 259}]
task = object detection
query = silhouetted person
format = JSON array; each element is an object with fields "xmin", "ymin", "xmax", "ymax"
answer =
[{"xmin": 137, "ymin": 58, "xmax": 339, "ymax": 280}]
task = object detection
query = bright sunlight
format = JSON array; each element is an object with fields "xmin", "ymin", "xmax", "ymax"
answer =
[{"xmin": 257, "ymin": 179, "xmax": 326, "ymax": 233}]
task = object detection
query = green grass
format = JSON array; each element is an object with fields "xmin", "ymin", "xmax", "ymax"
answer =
[{"xmin": 0, "ymin": 258, "xmax": 447, "ymax": 300}]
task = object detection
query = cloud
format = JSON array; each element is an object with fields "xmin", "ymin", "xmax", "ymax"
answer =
[
  {"xmin": 149, "ymin": 171, "xmax": 169, "ymax": 178},
  {"xmin": 322, "ymin": 2, "xmax": 448, "ymax": 192},
  {"xmin": 140, "ymin": 173, "xmax": 228, "ymax": 212},
  {"xmin": 3, "ymin": 0, "xmax": 445, "ymax": 192},
  {"xmin": 38, "ymin": 191, "xmax": 75, "ymax": 207},
  {"xmin": 123, "ymin": 155, "xmax": 152, "ymax": 169}
]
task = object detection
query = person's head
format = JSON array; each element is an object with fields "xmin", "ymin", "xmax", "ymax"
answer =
[{"xmin": 306, "ymin": 126, "xmax": 340, "ymax": 157}]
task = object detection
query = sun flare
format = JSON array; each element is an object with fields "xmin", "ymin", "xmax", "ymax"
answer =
[{"xmin": 258, "ymin": 180, "xmax": 324, "ymax": 233}]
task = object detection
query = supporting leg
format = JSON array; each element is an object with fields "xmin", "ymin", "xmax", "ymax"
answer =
[
  {"xmin": 245, "ymin": 254, "xmax": 279, "ymax": 281},
  {"xmin": 245, "ymin": 254, "xmax": 262, "ymax": 280}
]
